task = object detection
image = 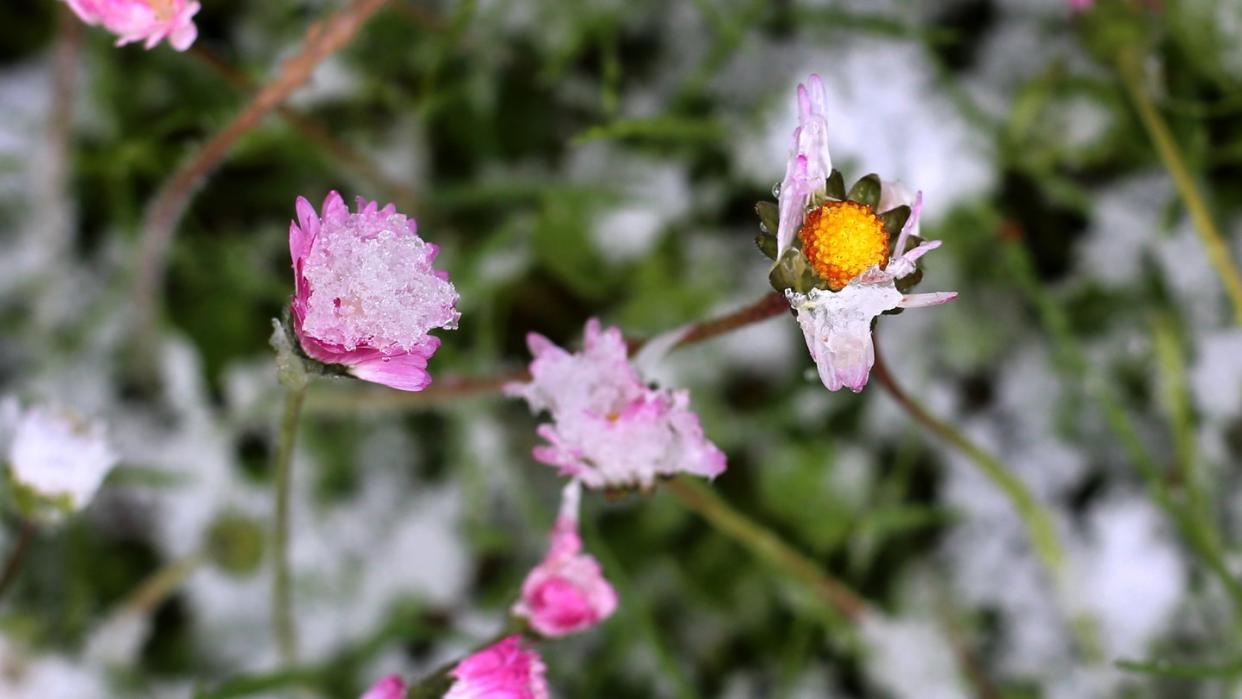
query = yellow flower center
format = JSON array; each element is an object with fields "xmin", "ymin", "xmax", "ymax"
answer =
[{"xmin": 797, "ymin": 200, "xmax": 889, "ymax": 290}]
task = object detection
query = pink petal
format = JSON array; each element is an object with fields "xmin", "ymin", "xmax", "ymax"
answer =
[
  {"xmin": 347, "ymin": 341, "xmax": 438, "ymax": 392},
  {"xmin": 359, "ymin": 675, "xmax": 405, "ymax": 699}
]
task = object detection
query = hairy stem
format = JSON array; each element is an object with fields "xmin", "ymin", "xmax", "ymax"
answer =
[
  {"xmin": 272, "ymin": 383, "xmax": 308, "ymax": 665},
  {"xmin": 665, "ymin": 477, "xmax": 865, "ymax": 622},
  {"xmin": 132, "ymin": 0, "xmax": 392, "ymax": 344},
  {"xmin": 0, "ymin": 521, "xmax": 35, "ymax": 604},
  {"xmin": 1116, "ymin": 49, "xmax": 1242, "ymax": 325}
]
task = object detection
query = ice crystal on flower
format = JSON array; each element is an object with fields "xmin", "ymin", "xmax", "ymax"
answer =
[
  {"xmin": 301, "ymin": 214, "xmax": 458, "ymax": 353},
  {"xmin": 507, "ymin": 320, "xmax": 726, "ymax": 490},
  {"xmin": 289, "ymin": 192, "xmax": 459, "ymax": 391}
]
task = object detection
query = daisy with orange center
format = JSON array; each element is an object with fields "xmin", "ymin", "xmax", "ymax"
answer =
[{"xmin": 767, "ymin": 74, "xmax": 957, "ymax": 392}]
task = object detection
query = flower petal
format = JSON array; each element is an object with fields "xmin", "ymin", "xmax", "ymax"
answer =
[{"xmin": 347, "ymin": 339, "xmax": 439, "ymax": 392}]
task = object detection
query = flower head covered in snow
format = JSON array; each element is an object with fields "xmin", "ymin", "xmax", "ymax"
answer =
[
  {"xmin": 505, "ymin": 319, "xmax": 726, "ymax": 491},
  {"xmin": 359, "ymin": 675, "xmax": 405, "ymax": 699},
  {"xmin": 1, "ymin": 400, "xmax": 118, "ymax": 519},
  {"xmin": 754, "ymin": 75, "xmax": 956, "ymax": 393},
  {"xmin": 513, "ymin": 480, "xmax": 618, "ymax": 637},
  {"xmin": 288, "ymin": 191, "xmax": 460, "ymax": 392},
  {"xmin": 444, "ymin": 635, "xmax": 549, "ymax": 699},
  {"xmin": 64, "ymin": 0, "xmax": 200, "ymax": 51}
]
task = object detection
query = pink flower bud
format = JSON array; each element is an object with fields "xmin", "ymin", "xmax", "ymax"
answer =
[{"xmin": 513, "ymin": 482, "xmax": 617, "ymax": 637}]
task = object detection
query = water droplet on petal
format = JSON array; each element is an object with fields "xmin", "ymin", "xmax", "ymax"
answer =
[{"xmin": 772, "ymin": 182, "xmax": 782, "ymax": 198}]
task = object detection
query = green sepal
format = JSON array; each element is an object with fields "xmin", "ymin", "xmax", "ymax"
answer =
[
  {"xmin": 825, "ymin": 169, "xmax": 847, "ymax": 201},
  {"xmin": 755, "ymin": 201, "xmax": 779, "ymax": 234},
  {"xmin": 895, "ymin": 267, "xmax": 924, "ymax": 294},
  {"xmin": 879, "ymin": 205, "xmax": 910, "ymax": 240},
  {"xmin": 847, "ymin": 174, "xmax": 882, "ymax": 208},
  {"xmin": 755, "ymin": 231, "xmax": 778, "ymax": 260},
  {"xmin": 769, "ymin": 248, "xmax": 824, "ymax": 294},
  {"xmin": 4, "ymin": 468, "xmax": 75, "ymax": 523}
]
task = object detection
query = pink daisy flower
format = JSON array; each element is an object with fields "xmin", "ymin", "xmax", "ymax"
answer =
[
  {"xmin": 289, "ymin": 191, "xmax": 460, "ymax": 392},
  {"xmin": 506, "ymin": 319, "xmax": 726, "ymax": 490},
  {"xmin": 64, "ymin": 0, "xmax": 200, "ymax": 51},
  {"xmin": 513, "ymin": 481, "xmax": 617, "ymax": 637},
  {"xmin": 444, "ymin": 636, "xmax": 549, "ymax": 699}
]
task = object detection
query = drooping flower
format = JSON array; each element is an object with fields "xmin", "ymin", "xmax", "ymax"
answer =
[
  {"xmin": 763, "ymin": 76, "xmax": 956, "ymax": 393},
  {"xmin": 289, "ymin": 191, "xmax": 460, "ymax": 392},
  {"xmin": 506, "ymin": 319, "xmax": 726, "ymax": 490},
  {"xmin": 513, "ymin": 481, "xmax": 617, "ymax": 637},
  {"xmin": 444, "ymin": 636, "xmax": 549, "ymax": 699},
  {"xmin": 2, "ymin": 401, "xmax": 118, "ymax": 515},
  {"xmin": 359, "ymin": 674, "xmax": 406, "ymax": 699},
  {"xmin": 64, "ymin": 0, "xmax": 200, "ymax": 51}
]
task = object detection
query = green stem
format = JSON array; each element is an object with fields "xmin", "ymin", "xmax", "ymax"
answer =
[
  {"xmin": 664, "ymin": 477, "xmax": 866, "ymax": 623},
  {"xmin": 870, "ymin": 347, "xmax": 1066, "ymax": 579},
  {"xmin": 124, "ymin": 553, "xmax": 205, "ymax": 616},
  {"xmin": 1003, "ymin": 236, "xmax": 1242, "ymax": 621},
  {"xmin": 1116, "ymin": 49, "xmax": 1242, "ymax": 325},
  {"xmin": 272, "ymin": 383, "xmax": 307, "ymax": 666},
  {"xmin": 0, "ymin": 520, "xmax": 35, "ymax": 604}
]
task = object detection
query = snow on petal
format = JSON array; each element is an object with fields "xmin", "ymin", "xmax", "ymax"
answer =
[
  {"xmin": 287, "ymin": 191, "xmax": 459, "ymax": 392},
  {"xmin": 5, "ymin": 404, "xmax": 118, "ymax": 513},
  {"xmin": 508, "ymin": 319, "xmax": 726, "ymax": 490},
  {"xmin": 787, "ymin": 280, "xmax": 902, "ymax": 393}
]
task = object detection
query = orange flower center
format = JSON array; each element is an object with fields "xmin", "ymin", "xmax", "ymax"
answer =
[{"xmin": 797, "ymin": 201, "xmax": 889, "ymax": 290}]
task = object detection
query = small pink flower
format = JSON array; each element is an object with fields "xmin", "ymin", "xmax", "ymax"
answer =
[
  {"xmin": 506, "ymin": 319, "xmax": 726, "ymax": 490},
  {"xmin": 289, "ymin": 191, "xmax": 459, "ymax": 392},
  {"xmin": 776, "ymin": 74, "xmax": 832, "ymax": 255},
  {"xmin": 1068, "ymin": 0, "xmax": 1094, "ymax": 10},
  {"xmin": 513, "ymin": 481, "xmax": 617, "ymax": 637},
  {"xmin": 359, "ymin": 675, "xmax": 405, "ymax": 699},
  {"xmin": 64, "ymin": 0, "xmax": 200, "ymax": 51},
  {"xmin": 444, "ymin": 636, "xmax": 549, "ymax": 699}
]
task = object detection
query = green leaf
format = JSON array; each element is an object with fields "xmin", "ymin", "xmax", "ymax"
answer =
[
  {"xmin": 825, "ymin": 169, "xmax": 847, "ymax": 200},
  {"xmin": 755, "ymin": 231, "xmax": 778, "ymax": 260},
  {"xmin": 847, "ymin": 174, "xmax": 882, "ymax": 208},
  {"xmin": 879, "ymin": 205, "xmax": 910, "ymax": 239},
  {"xmin": 755, "ymin": 201, "xmax": 779, "ymax": 234},
  {"xmin": 1115, "ymin": 656, "xmax": 1242, "ymax": 679}
]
